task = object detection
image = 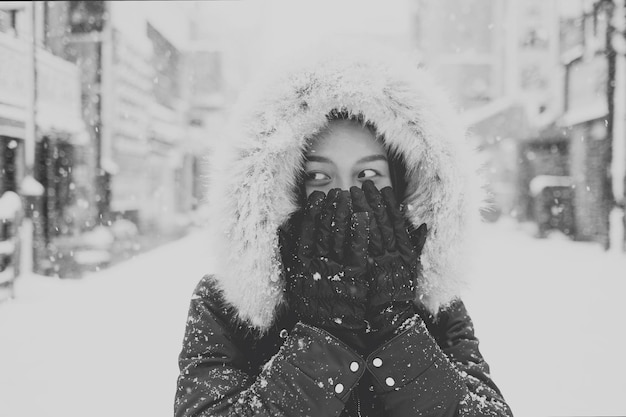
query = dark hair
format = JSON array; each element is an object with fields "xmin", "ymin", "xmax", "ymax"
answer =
[{"xmin": 387, "ymin": 151, "xmax": 407, "ymax": 202}]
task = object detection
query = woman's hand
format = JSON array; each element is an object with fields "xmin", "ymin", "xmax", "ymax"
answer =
[
  {"xmin": 356, "ymin": 180, "xmax": 428, "ymax": 346},
  {"xmin": 281, "ymin": 189, "xmax": 371, "ymax": 340}
]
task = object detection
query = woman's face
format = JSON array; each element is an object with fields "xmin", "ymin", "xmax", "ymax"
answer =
[{"xmin": 304, "ymin": 119, "xmax": 392, "ymax": 197}]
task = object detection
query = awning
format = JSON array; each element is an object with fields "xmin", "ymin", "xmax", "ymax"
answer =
[
  {"xmin": 460, "ymin": 97, "xmax": 516, "ymax": 127},
  {"xmin": 461, "ymin": 97, "xmax": 532, "ymax": 142},
  {"xmin": 37, "ymin": 111, "xmax": 84, "ymax": 134},
  {"xmin": 559, "ymin": 102, "xmax": 608, "ymax": 127},
  {"xmin": 0, "ymin": 103, "xmax": 26, "ymax": 138}
]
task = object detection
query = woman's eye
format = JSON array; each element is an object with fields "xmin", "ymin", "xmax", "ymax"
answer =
[
  {"xmin": 305, "ymin": 172, "xmax": 330, "ymax": 182},
  {"xmin": 358, "ymin": 169, "xmax": 378, "ymax": 179}
]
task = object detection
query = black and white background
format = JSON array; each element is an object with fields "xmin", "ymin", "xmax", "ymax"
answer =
[{"xmin": 0, "ymin": 1, "xmax": 624, "ymax": 416}]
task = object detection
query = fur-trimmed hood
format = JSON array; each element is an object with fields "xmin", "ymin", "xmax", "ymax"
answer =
[{"xmin": 205, "ymin": 46, "xmax": 486, "ymax": 333}]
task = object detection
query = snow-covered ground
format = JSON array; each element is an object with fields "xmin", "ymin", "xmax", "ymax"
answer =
[
  {"xmin": 463, "ymin": 220, "xmax": 626, "ymax": 417},
  {"xmin": 0, "ymin": 221, "xmax": 624, "ymax": 417},
  {"xmin": 0, "ymin": 231, "xmax": 209, "ymax": 417}
]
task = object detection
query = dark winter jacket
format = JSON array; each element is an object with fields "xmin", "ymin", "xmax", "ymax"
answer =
[
  {"xmin": 175, "ymin": 46, "xmax": 513, "ymax": 416},
  {"xmin": 175, "ymin": 275, "xmax": 512, "ymax": 417}
]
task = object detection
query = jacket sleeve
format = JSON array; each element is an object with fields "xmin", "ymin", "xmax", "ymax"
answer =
[
  {"xmin": 174, "ymin": 276, "xmax": 366, "ymax": 417},
  {"xmin": 365, "ymin": 301, "xmax": 513, "ymax": 417}
]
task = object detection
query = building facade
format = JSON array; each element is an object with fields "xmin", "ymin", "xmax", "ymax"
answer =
[
  {"xmin": 556, "ymin": 1, "xmax": 616, "ymax": 245},
  {"xmin": 0, "ymin": 1, "xmax": 207, "ymax": 278},
  {"xmin": 414, "ymin": 0, "xmax": 624, "ymax": 247},
  {"xmin": 414, "ymin": 0, "xmax": 562, "ymax": 226},
  {"xmin": 45, "ymin": 1, "xmax": 199, "ymax": 236},
  {"xmin": 1, "ymin": 2, "xmax": 89, "ymax": 276}
]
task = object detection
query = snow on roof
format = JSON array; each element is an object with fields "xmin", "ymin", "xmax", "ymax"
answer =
[
  {"xmin": 0, "ymin": 191, "xmax": 22, "ymax": 219},
  {"xmin": 460, "ymin": 97, "xmax": 516, "ymax": 127},
  {"xmin": 19, "ymin": 176, "xmax": 44, "ymax": 197},
  {"xmin": 559, "ymin": 101, "xmax": 608, "ymax": 127},
  {"xmin": 529, "ymin": 175, "xmax": 573, "ymax": 196},
  {"xmin": 101, "ymin": 158, "xmax": 120, "ymax": 175}
]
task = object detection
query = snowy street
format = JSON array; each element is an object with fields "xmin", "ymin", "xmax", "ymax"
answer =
[
  {"xmin": 463, "ymin": 221, "xmax": 626, "ymax": 416},
  {"xmin": 0, "ymin": 230, "xmax": 209, "ymax": 417},
  {"xmin": 1, "ymin": 222, "xmax": 625, "ymax": 417}
]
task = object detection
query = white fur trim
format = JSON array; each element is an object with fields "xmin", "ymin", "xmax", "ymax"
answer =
[{"xmin": 206, "ymin": 46, "xmax": 487, "ymax": 332}]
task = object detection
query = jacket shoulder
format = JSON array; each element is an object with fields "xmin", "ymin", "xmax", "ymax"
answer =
[
  {"xmin": 191, "ymin": 274, "xmax": 220, "ymax": 300},
  {"xmin": 189, "ymin": 275, "xmax": 258, "ymax": 340}
]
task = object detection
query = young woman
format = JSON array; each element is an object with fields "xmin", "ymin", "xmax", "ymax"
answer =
[{"xmin": 174, "ymin": 48, "xmax": 513, "ymax": 417}]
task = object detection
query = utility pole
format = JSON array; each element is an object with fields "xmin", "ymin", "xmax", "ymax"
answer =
[
  {"xmin": 20, "ymin": 2, "xmax": 39, "ymax": 276},
  {"xmin": 608, "ymin": 0, "xmax": 626, "ymax": 252},
  {"xmin": 25, "ymin": 2, "xmax": 36, "ymax": 176},
  {"xmin": 23, "ymin": 0, "xmax": 36, "ymax": 276}
]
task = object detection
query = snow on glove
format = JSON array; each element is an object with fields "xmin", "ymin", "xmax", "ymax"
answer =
[
  {"xmin": 282, "ymin": 189, "xmax": 371, "ymax": 338},
  {"xmin": 358, "ymin": 180, "xmax": 428, "ymax": 346}
]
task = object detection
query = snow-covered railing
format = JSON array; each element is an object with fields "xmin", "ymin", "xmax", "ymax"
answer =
[{"xmin": 0, "ymin": 191, "xmax": 22, "ymax": 298}]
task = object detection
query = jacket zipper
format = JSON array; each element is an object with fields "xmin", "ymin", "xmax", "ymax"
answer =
[{"xmin": 356, "ymin": 391, "xmax": 362, "ymax": 417}]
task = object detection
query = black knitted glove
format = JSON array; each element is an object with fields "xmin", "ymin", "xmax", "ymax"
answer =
[
  {"xmin": 357, "ymin": 181, "xmax": 428, "ymax": 346},
  {"xmin": 281, "ymin": 189, "xmax": 371, "ymax": 338}
]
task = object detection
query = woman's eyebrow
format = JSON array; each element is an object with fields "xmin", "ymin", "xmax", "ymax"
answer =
[
  {"xmin": 356, "ymin": 155, "xmax": 388, "ymax": 164},
  {"xmin": 305, "ymin": 155, "xmax": 333, "ymax": 163}
]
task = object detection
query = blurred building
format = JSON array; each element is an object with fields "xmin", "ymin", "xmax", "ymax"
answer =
[
  {"xmin": 512, "ymin": 1, "xmax": 617, "ymax": 245},
  {"xmin": 414, "ymin": 0, "xmax": 624, "ymax": 248},
  {"xmin": 181, "ymin": 1, "xmax": 254, "ymax": 206},
  {"xmin": 0, "ymin": 3, "xmax": 87, "ymax": 195},
  {"xmin": 414, "ymin": 0, "xmax": 506, "ymax": 109},
  {"xmin": 44, "ymin": 1, "xmax": 203, "ymax": 233},
  {"xmin": 555, "ymin": 1, "xmax": 616, "ymax": 245},
  {"xmin": 182, "ymin": 47, "xmax": 225, "ymax": 205},
  {"xmin": 503, "ymin": 0, "xmax": 565, "ymax": 229},
  {"xmin": 415, "ymin": 0, "xmax": 560, "ymax": 113},
  {"xmin": 413, "ymin": 1, "xmax": 576, "ymax": 234},
  {"xmin": 0, "ymin": 2, "xmax": 89, "ymax": 277},
  {"xmin": 2, "ymin": 1, "xmax": 210, "ymax": 277},
  {"xmin": 414, "ymin": 0, "xmax": 561, "ymax": 223},
  {"xmin": 145, "ymin": 22, "xmax": 196, "ymax": 226}
]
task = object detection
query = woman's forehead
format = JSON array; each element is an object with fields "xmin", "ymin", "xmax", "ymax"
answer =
[{"xmin": 308, "ymin": 119, "xmax": 386, "ymax": 158}]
